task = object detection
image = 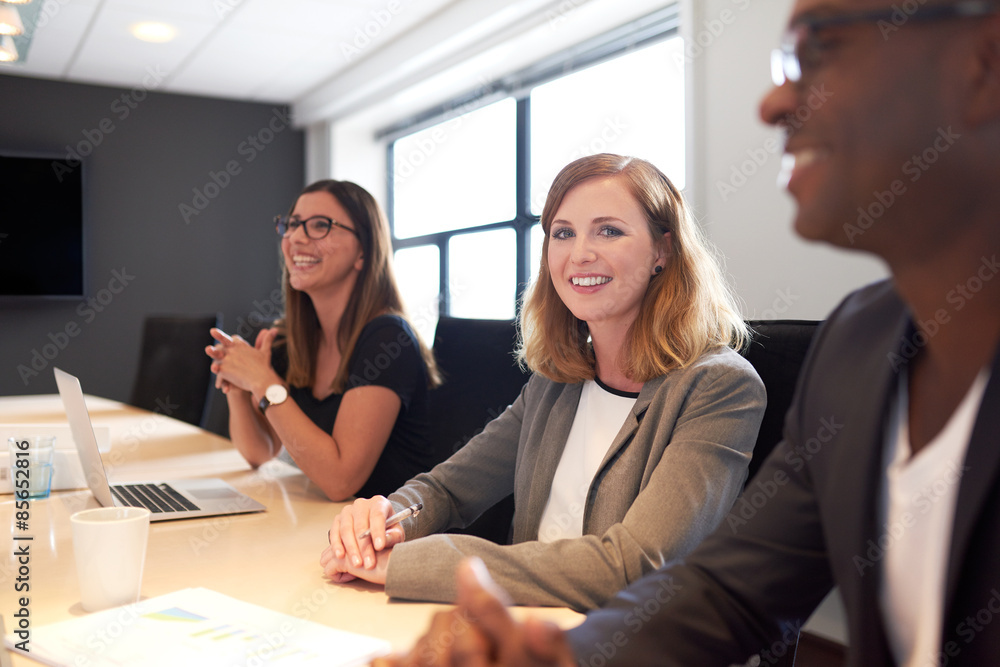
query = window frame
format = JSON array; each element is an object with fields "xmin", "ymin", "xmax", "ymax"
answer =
[{"xmin": 383, "ymin": 4, "xmax": 681, "ymax": 318}]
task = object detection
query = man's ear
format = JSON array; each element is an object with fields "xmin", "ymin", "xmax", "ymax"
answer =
[{"xmin": 965, "ymin": 16, "xmax": 1000, "ymax": 128}]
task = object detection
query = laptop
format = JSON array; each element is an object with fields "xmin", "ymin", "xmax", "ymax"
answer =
[{"xmin": 54, "ymin": 367, "xmax": 266, "ymax": 522}]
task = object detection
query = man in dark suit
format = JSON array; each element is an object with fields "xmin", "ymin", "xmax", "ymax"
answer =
[{"xmin": 374, "ymin": 1, "xmax": 1000, "ymax": 665}]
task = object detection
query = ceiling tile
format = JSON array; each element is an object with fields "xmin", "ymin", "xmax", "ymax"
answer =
[
  {"xmin": 167, "ymin": 23, "xmax": 322, "ymax": 100},
  {"xmin": 0, "ymin": 3, "xmax": 99, "ymax": 77},
  {"xmin": 105, "ymin": 0, "xmax": 231, "ymax": 23},
  {"xmin": 1, "ymin": 0, "xmax": 492, "ymax": 106},
  {"xmin": 67, "ymin": 5, "xmax": 217, "ymax": 90}
]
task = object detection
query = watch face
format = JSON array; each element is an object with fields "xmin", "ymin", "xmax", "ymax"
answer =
[{"xmin": 265, "ymin": 384, "xmax": 287, "ymax": 404}]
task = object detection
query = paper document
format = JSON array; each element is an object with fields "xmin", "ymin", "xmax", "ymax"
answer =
[{"xmin": 3, "ymin": 588, "xmax": 391, "ymax": 667}]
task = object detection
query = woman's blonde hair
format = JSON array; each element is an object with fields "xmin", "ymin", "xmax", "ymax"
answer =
[
  {"xmin": 279, "ymin": 180, "xmax": 440, "ymax": 392},
  {"xmin": 518, "ymin": 154, "xmax": 747, "ymax": 384}
]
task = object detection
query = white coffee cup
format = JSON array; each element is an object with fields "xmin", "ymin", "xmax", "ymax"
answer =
[{"xmin": 70, "ymin": 507, "xmax": 151, "ymax": 612}]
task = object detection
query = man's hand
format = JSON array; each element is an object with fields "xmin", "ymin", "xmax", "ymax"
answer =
[{"xmin": 372, "ymin": 558, "xmax": 576, "ymax": 666}]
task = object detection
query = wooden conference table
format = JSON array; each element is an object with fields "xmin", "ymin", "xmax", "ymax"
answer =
[{"xmin": 0, "ymin": 394, "xmax": 583, "ymax": 665}]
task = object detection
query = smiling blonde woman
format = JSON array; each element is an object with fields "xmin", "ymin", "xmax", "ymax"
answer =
[{"xmin": 322, "ymin": 154, "xmax": 765, "ymax": 611}]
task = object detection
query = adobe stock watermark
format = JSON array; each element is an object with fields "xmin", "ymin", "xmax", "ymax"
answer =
[
  {"xmin": 213, "ymin": 0, "xmax": 246, "ymax": 19},
  {"xmin": 188, "ymin": 482, "xmax": 269, "ymax": 556},
  {"xmin": 74, "ymin": 593, "xmax": 305, "ymax": 667},
  {"xmin": 393, "ymin": 78, "xmax": 498, "ymax": 187},
  {"xmin": 876, "ymin": 0, "xmax": 935, "ymax": 39},
  {"xmin": 53, "ymin": 65, "xmax": 168, "ymax": 182},
  {"xmin": 756, "ymin": 288, "xmax": 799, "ymax": 321},
  {"xmin": 887, "ymin": 254, "xmax": 999, "ymax": 371},
  {"xmin": 757, "ymin": 621, "xmax": 805, "ymax": 666},
  {"xmin": 567, "ymin": 117, "xmax": 629, "ymax": 164},
  {"xmin": 545, "ymin": 0, "xmax": 586, "ymax": 28},
  {"xmin": 527, "ymin": 115, "xmax": 630, "ymax": 213},
  {"xmin": 537, "ymin": 481, "xmax": 589, "ymax": 542},
  {"xmin": 417, "ymin": 608, "xmax": 474, "ymax": 663},
  {"xmin": 179, "ymin": 107, "xmax": 294, "ymax": 224},
  {"xmin": 340, "ymin": 0, "xmax": 404, "ymax": 63},
  {"xmin": 853, "ymin": 460, "xmax": 967, "ymax": 577},
  {"xmin": 16, "ymin": 268, "xmax": 137, "ymax": 386},
  {"xmin": 581, "ymin": 577, "xmax": 683, "ymax": 667},
  {"xmin": 346, "ymin": 329, "xmax": 417, "ymax": 387},
  {"xmin": 81, "ymin": 393, "xmax": 182, "ymax": 493},
  {"xmin": 843, "ymin": 126, "xmax": 961, "ymax": 244},
  {"xmin": 229, "ymin": 288, "xmax": 284, "ymax": 340},
  {"xmin": 727, "ymin": 416, "xmax": 844, "ymax": 534},
  {"xmin": 528, "ymin": 115, "xmax": 631, "ymax": 212},
  {"xmin": 930, "ymin": 588, "xmax": 1000, "ymax": 667},
  {"xmin": 716, "ymin": 86, "xmax": 833, "ymax": 202},
  {"xmin": 672, "ymin": 0, "xmax": 754, "ymax": 71}
]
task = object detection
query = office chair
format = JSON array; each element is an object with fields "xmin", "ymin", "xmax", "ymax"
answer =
[
  {"xmin": 737, "ymin": 319, "xmax": 824, "ymax": 667},
  {"xmin": 741, "ymin": 319, "xmax": 822, "ymax": 484},
  {"xmin": 426, "ymin": 316, "xmax": 531, "ymax": 544},
  {"xmin": 129, "ymin": 313, "xmax": 221, "ymax": 429}
]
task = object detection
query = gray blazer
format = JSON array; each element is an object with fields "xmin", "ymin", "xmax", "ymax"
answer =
[{"xmin": 384, "ymin": 346, "xmax": 765, "ymax": 610}]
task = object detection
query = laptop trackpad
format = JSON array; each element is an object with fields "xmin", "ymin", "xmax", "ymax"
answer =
[{"xmin": 188, "ymin": 487, "xmax": 242, "ymax": 500}]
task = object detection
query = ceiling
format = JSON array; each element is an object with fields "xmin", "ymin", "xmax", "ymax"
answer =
[
  {"xmin": 0, "ymin": 0, "xmax": 458, "ymax": 104},
  {"xmin": 1, "ymin": 0, "xmax": 675, "ymax": 130}
]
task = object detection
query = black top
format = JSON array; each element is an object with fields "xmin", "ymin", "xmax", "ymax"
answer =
[{"xmin": 271, "ymin": 314, "xmax": 433, "ymax": 498}]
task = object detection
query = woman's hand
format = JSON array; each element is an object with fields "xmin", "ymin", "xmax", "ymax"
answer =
[
  {"xmin": 319, "ymin": 542, "xmax": 393, "ymax": 584},
  {"xmin": 205, "ymin": 327, "xmax": 279, "ymax": 395},
  {"xmin": 325, "ymin": 496, "xmax": 405, "ymax": 571}
]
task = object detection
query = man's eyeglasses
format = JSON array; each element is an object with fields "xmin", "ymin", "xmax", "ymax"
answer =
[
  {"xmin": 274, "ymin": 215, "xmax": 359, "ymax": 240},
  {"xmin": 771, "ymin": 0, "xmax": 999, "ymax": 86}
]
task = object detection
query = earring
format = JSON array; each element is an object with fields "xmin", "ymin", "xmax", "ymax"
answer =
[{"xmin": 654, "ymin": 265, "xmax": 663, "ymax": 274}]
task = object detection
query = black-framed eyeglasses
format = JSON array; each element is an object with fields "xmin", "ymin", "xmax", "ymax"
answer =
[
  {"xmin": 274, "ymin": 215, "xmax": 359, "ymax": 240},
  {"xmin": 771, "ymin": 0, "xmax": 999, "ymax": 86}
]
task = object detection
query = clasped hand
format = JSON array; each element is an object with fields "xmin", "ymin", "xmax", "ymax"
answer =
[
  {"xmin": 320, "ymin": 496, "xmax": 405, "ymax": 584},
  {"xmin": 205, "ymin": 327, "xmax": 278, "ymax": 395}
]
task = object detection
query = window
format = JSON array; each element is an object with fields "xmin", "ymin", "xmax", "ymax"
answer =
[
  {"xmin": 388, "ymin": 7, "xmax": 683, "ymax": 333},
  {"xmin": 393, "ymin": 99, "xmax": 518, "ymax": 239}
]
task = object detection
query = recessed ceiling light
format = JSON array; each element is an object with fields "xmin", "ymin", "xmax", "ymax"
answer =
[
  {"xmin": 130, "ymin": 22, "xmax": 177, "ymax": 43},
  {"xmin": 0, "ymin": 35, "xmax": 18, "ymax": 62},
  {"xmin": 0, "ymin": 6, "xmax": 25, "ymax": 36}
]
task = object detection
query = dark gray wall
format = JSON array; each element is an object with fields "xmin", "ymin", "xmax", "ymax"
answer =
[{"xmin": 0, "ymin": 74, "xmax": 304, "ymax": 403}]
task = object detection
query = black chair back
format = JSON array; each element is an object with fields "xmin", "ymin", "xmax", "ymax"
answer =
[
  {"xmin": 427, "ymin": 316, "xmax": 531, "ymax": 458},
  {"xmin": 427, "ymin": 316, "xmax": 530, "ymax": 544},
  {"xmin": 741, "ymin": 319, "xmax": 822, "ymax": 483},
  {"xmin": 129, "ymin": 314, "xmax": 220, "ymax": 428}
]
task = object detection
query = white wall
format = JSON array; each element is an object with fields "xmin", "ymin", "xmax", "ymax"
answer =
[
  {"xmin": 689, "ymin": 0, "xmax": 885, "ymax": 321},
  {"xmin": 308, "ymin": 0, "xmax": 888, "ymax": 322}
]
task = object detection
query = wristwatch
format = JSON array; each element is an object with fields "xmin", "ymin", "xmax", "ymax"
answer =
[{"xmin": 258, "ymin": 383, "xmax": 288, "ymax": 414}]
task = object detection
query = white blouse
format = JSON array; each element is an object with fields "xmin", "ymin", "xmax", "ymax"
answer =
[{"xmin": 537, "ymin": 378, "xmax": 638, "ymax": 543}]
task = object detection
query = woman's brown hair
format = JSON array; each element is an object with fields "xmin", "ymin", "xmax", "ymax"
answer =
[{"xmin": 279, "ymin": 180, "xmax": 440, "ymax": 392}]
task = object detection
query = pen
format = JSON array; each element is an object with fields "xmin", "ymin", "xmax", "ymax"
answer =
[{"xmin": 357, "ymin": 503, "xmax": 422, "ymax": 541}]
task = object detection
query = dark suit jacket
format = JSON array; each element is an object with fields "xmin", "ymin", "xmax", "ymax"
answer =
[{"xmin": 569, "ymin": 280, "xmax": 1000, "ymax": 666}]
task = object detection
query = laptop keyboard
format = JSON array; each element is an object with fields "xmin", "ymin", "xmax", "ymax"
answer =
[{"xmin": 111, "ymin": 483, "xmax": 201, "ymax": 514}]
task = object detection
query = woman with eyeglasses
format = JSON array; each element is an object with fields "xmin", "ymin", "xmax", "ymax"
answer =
[
  {"xmin": 206, "ymin": 180, "xmax": 440, "ymax": 501},
  {"xmin": 321, "ymin": 154, "xmax": 766, "ymax": 610}
]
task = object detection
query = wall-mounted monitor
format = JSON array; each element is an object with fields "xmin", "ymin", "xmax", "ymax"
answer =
[{"xmin": 0, "ymin": 152, "xmax": 85, "ymax": 299}]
